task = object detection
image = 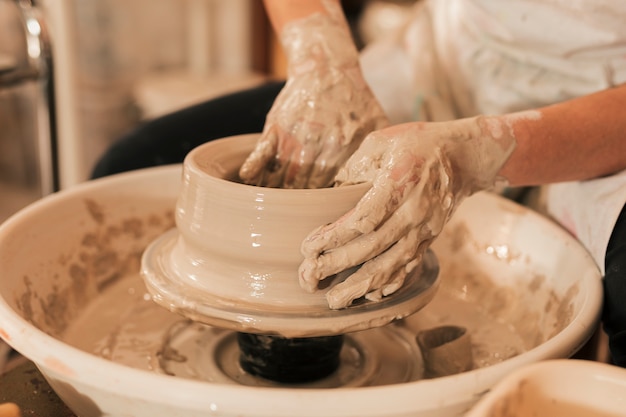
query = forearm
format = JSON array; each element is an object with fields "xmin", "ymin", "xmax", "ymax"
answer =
[
  {"xmin": 263, "ymin": 0, "xmax": 334, "ymax": 32},
  {"xmin": 262, "ymin": 0, "xmax": 358, "ymax": 74},
  {"xmin": 500, "ymin": 84, "xmax": 626, "ymax": 186}
]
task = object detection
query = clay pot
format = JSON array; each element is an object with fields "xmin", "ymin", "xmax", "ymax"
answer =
[
  {"xmin": 161, "ymin": 134, "xmax": 369, "ymax": 309},
  {"xmin": 142, "ymin": 134, "xmax": 439, "ymax": 337}
]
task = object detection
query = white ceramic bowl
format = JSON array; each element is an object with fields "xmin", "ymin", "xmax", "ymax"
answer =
[
  {"xmin": 0, "ymin": 136, "xmax": 602, "ymax": 417},
  {"xmin": 141, "ymin": 135, "xmax": 439, "ymax": 337},
  {"xmin": 465, "ymin": 359, "xmax": 626, "ymax": 416}
]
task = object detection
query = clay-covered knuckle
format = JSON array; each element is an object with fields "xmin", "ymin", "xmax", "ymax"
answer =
[
  {"xmin": 364, "ymin": 288, "xmax": 383, "ymax": 303},
  {"xmin": 382, "ymin": 240, "xmax": 428, "ymax": 298},
  {"xmin": 313, "ymin": 247, "xmax": 365, "ymax": 284},
  {"xmin": 300, "ymin": 219, "xmax": 345, "ymax": 257},
  {"xmin": 334, "ymin": 156, "xmax": 375, "ymax": 185},
  {"xmin": 301, "ymin": 210, "xmax": 368, "ymax": 258},
  {"xmin": 298, "ymin": 258, "xmax": 322, "ymax": 293},
  {"xmin": 300, "ymin": 226, "xmax": 329, "ymax": 258},
  {"xmin": 328, "ymin": 237, "xmax": 411, "ymax": 308},
  {"xmin": 346, "ymin": 212, "xmax": 413, "ymax": 269},
  {"xmin": 334, "ymin": 134, "xmax": 385, "ymax": 185},
  {"xmin": 348, "ymin": 186, "xmax": 393, "ymax": 235}
]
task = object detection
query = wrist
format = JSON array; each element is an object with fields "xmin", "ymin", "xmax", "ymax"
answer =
[
  {"xmin": 447, "ymin": 116, "xmax": 517, "ymax": 193},
  {"xmin": 280, "ymin": 2, "xmax": 360, "ymax": 76}
]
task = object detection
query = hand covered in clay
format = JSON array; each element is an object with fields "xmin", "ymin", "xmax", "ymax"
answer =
[
  {"xmin": 239, "ymin": 2, "xmax": 389, "ymax": 189},
  {"xmin": 299, "ymin": 116, "xmax": 518, "ymax": 309}
]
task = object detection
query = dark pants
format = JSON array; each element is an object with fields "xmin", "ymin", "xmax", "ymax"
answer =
[
  {"xmin": 91, "ymin": 81, "xmax": 285, "ymax": 178},
  {"xmin": 603, "ymin": 204, "xmax": 626, "ymax": 366},
  {"xmin": 91, "ymin": 81, "xmax": 626, "ymax": 367}
]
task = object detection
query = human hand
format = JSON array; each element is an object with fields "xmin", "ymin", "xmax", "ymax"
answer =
[
  {"xmin": 239, "ymin": 1, "xmax": 388, "ymax": 189},
  {"xmin": 299, "ymin": 116, "xmax": 518, "ymax": 309}
]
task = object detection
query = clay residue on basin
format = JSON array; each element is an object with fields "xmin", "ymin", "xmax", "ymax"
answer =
[
  {"xmin": 14, "ymin": 199, "xmax": 174, "ymax": 337},
  {"xmin": 428, "ymin": 221, "xmax": 578, "ymax": 351},
  {"xmin": 7, "ymin": 188, "xmax": 580, "ymax": 387},
  {"xmin": 60, "ymin": 217, "xmax": 577, "ymax": 386}
]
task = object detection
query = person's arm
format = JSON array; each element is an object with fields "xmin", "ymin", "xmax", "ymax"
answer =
[
  {"xmin": 299, "ymin": 84, "xmax": 626, "ymax": 309},
  {"xmin": 263, "ymin": 0, "xmax": 334, "ymax": 32},
  {"xmin": 502, "ymin": 83, "xmax": 626, "ymax": 186}
]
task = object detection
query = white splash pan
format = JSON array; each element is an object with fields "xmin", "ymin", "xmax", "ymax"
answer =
[
  {"xmin": 0, "ymin": 164, "xmax": 602, "ymax": 417},
  {"xmin": 466, "ymin": 359, "xmax": 626, "ymax": 416}
]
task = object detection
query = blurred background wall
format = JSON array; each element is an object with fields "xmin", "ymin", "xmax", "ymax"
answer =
[{"xmin": 0, "ymin": 0, "xmax": 415, "ymax": 222}]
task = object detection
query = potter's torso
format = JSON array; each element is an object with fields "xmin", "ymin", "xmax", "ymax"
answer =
[
  {"xmin": 434, "ymin": 0, "xmax": 626, "ymax": 274},
  {"xmin": 361, "ymin": 0, "xmax": 626, "ymax": 273},
  {"xmin": 430, "ymin": 0, "xmax": 626, "ymax": 116}
]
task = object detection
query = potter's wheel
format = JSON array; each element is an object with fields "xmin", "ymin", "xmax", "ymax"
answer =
[
  {"xmin": 64, "ymin": 271, "xmax": 431, "ymax": 388},
  {"xmin": 64, "ymin": 267, "xmax": 523, "ymax": 389},
  {"xmin": 0, "ymin": 135, "xmax": 604, "ymax": 417},
  {"xmin": 137, "ymin": 135, "xmax": 441, "ymax": 383},
  {"xmin": 142, "ymin": 229, "xmax": 439, "ymax": 337}
]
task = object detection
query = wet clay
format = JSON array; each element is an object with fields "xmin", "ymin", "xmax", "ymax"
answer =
[
  {"xmin": 29, "ymin": 193, "xmax": 574, "ymax": 388},
  {"xmin": 417, "ymin": 325, "xmax": 473, "ymax": 378},
  {"xmin": 62, "ymin": 271, "xmax": 424, "ymax": 387},
  {"xmin": 60, "ymin": 205, "xmax": 574, "ymax": 386},
  {"xmin": 14, "ymin": 198, "xmax": 174, "ymax": 337},
  {"xmin": 433, "ymin": 220, "xmax": 577, "ymax": 350},
  {"xmin": 61, "ymin": 265, "xmax": 528, "ymax": 387}
]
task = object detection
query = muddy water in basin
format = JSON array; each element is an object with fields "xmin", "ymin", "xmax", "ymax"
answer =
[{"xmin": 62, "ymin": 267, "xmax": 527, "ymax": 388}]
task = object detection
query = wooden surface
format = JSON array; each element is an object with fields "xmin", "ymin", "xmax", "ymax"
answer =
[{"xmin": 0, "ymin": 360, "xmax": 76, "ymax": 417}]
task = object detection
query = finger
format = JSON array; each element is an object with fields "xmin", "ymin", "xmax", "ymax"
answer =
[
  {"xmin": 306, "ymin": 128, "xmax": 360, "ymax": 189},
  {"xmin": 305, "ymin": 147, "xmax": 339, "ymax": 189},
  {"xmin": 286, "ymin": 131, "xmax": 320, "ymax": 189},
  {"xmin": 301, "ymin": 155, "xmax": 422, "ymax": 258},
  {"xmin": 300, "ymin": 178, "xmax": 397, "ymax": 258},
  {"xmin": 261, "ymin": 131, "xmax": 305, "ymax": 188},
  {"xmin": 379, "ymin": 237, "xmax": 434, "ymax": 295},
  {"xmin": 239, "ymin": 128, "xmax": 279, "ymax": 184},
  {"xmin": 363, "ymin": 237, "xmax": 433, "ymax": 304},
  {"xmin": 371, "ymin": 265, "xmax": 407, "ymax": 300},
  {"xmin": 300, "ymin": 203, "xmax": 414, "ymax": 286},
  {"xmin": 334, "ymin": 135, "xmax": 383, "ymax": 185},
  {"xmin": 362, "ymin": 267, "xmax": 404, "ymax": 303},
  {"xmin": 325, "ymin": 228, "xmax": 425, "ymax": 309},
  {"xmin": 290, "ymin": 122, "xmax": 348, "ymax": 189},
  {"xmin": 300, "ymin": 167, "xmax": 445, "ymax": 294}
]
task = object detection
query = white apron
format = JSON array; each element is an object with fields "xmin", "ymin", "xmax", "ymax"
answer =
[{"xmin": 360, "ymin": 0, "xmax": 626, "ymax": 274}]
